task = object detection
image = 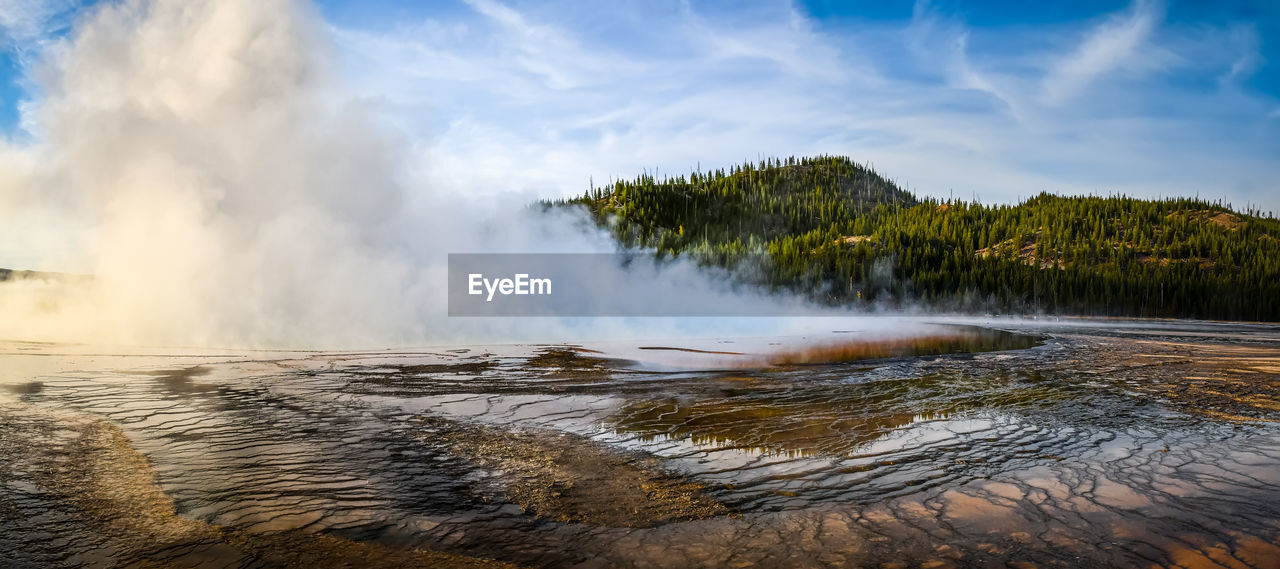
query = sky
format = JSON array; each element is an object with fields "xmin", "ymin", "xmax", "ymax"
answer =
[
  {"xmin": 0, "ymin": 0, "xmax": 1275, "ymax": 346},
  {"xmin": 2, "ymin": 0, "xmax": 1279, "ymax": 219}
]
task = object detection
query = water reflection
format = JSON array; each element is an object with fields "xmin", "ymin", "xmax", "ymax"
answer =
[
  {"xmin": 765, "ymin": 325, "xmax": 1043, "ymax": 365},
  {"xmin": 1, "ymin": 322, "xmax": 1279, "ymax": 569},
  {"xmin": 612, "ymin": 397, "xmax": 949, "ymax": 458}
]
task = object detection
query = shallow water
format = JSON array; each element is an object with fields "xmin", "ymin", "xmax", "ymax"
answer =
[{"xmin": 2, "ymin": 321, "xmax": 1280, "ymax": 568}]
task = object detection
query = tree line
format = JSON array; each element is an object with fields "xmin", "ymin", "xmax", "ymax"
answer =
[{"xmin": 546, "ymin": 155, "xmax": 1280, "ymax": 321}]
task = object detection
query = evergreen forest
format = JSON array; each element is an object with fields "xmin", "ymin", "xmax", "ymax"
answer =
[{"xmin": 547, "ymin": 155, "xmax": 1280, "ymax": 321}]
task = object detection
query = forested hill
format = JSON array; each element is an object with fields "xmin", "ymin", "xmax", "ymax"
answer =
[
  {"xmin": 566, "ymin": 155, "xmax": 916, "ymax": 253},
  {"xmin": 549, "ymin": 155, "xmax": 1280, "ymax": 321}
]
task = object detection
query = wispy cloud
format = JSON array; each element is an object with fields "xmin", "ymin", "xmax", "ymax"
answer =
[
  {"xmin": 5, "ymin": 0, "xmax": 1278, "ymax": 216},
  {"xmin": 1, "ymin": 0, "xmax": 82, "ymax": 137},
  {"xmin": 1040, "ymin": 0, "xmax": 1162, "ymax": 106},
  {"xmin": 0, "ymin": 0, "xmax": 1276, "ymax": 342},
  {"xmin": 0, "ymin": 0, "xmax": 78, "ymax": 52},
  {"xmin": 325, "ymin": 0, "xmax": 1278, "ymax": 214},
  {"xmin": 0, "ymin": 1, "xmax": 55, "ymax": 41},
  {"xmin": 1217, "ymin": 23, "xmax": 1261, "ymax": 87}
]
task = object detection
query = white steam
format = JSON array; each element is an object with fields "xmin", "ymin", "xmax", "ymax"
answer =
[
  {"xmin": 0, "ymin": 0, "xmax": 844, "ymax": 348},
  {"xmin": 2, "ymin": 0, "xmax": 538, "ymax": 346}
]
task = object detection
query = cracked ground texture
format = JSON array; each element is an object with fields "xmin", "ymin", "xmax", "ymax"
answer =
[{"xmin": 2, "ymin": 321, "xmax": 1279, "ymax": 568}]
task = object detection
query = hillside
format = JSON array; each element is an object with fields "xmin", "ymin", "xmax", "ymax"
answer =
[
  {"xmin": 561, "ymin": 155, "xmax": 915, "ymax": 255},
  {"xmin": 550, "ymin": 155, "xmax": 1280, "ymax": 321}
]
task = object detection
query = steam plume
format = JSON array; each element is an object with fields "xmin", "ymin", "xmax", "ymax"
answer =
[
  {"xmin": 2, "ymin": 0, "xmax": 477, "ymax": 346},
  {"xmin": 0, "ymin": 0, "xmax": 834, "ymax": 348}
]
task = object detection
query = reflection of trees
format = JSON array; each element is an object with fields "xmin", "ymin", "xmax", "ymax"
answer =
[{"xmin": 767, "ymin": 327, "xmax": 1038, "ymax": 365}]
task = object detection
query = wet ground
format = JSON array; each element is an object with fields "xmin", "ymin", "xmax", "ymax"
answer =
[{"xmin": 2, "ymin": 319, "xmax": 1280, "ymax": 568}]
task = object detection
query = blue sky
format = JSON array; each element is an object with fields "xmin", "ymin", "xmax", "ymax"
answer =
[{"xmin": 2, "ymin": 0, "xmax": 1279, "ymax": 215}]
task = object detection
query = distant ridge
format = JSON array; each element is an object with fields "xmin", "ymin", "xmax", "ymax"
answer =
[
  {"xmin": 545, "ymin": 155, "xmax": 1280, "ymax": 321},
  {"xmin": 551, "ymin": 155, "xmax": 913, "ymax": 249}
]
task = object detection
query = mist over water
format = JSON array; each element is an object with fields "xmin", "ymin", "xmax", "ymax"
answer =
[
  {"xmin": 3, "ymin": 4, "xmax": 1279, "ymax": 569},
  {"xmin": 0, "ymin": 0, "xmax": 851, "ymax": 348},
  {"xmin": 1, "ymin": 0, "xmax": 429, "ymax": 345}
]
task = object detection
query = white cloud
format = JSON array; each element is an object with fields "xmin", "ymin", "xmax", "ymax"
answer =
[
  {"xmin": 325, "ymin": 0, "xmax": 1279, "ymax": 217},
  {"xmin": 0, "ymin": 0, "xmax": 50, "ymax": 41},
  {"xmin": 1040, "ymin": 0, "xmax": 1162, "ymax": 105},
  {"xmin": 1217, "ymin": 23, "xmax": 1261, "ymax": 87},
  {"xmin": 1, "ymin": 0, "xmax": 83, "ymax": 138},
  {"xmin": 3, "ymin": 0, "xmax": 843, "ymax": 347},
  {"xmin": 0, "ymin": 0, "xmax": 77, "ymax": 49},
  {"xmin": 459, "ymin": 0, "xmax": 628, "ymax": 90},
  {"xmin": 7, "ymin": 0, "xmax": 1280, "ymax": 309}
]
